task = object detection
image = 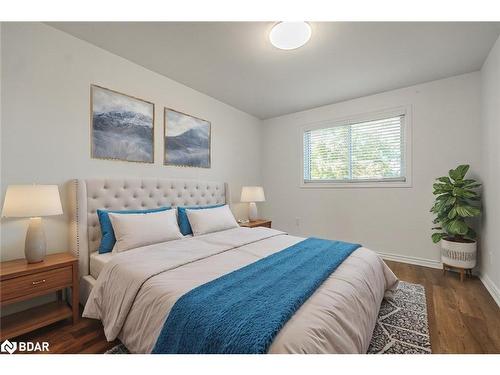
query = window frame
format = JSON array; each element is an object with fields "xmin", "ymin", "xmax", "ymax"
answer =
[{"xmin": 300, "ymin": 106, "xmax": 412, "ymax": 189}]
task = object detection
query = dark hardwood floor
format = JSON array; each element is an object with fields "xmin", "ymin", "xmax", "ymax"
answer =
[
  {"xmin": 9, "ymin": 260, "xmax": 500, "ymax": 354},
  {"xmin": 385, "ymin": 260, "xmax": 500, "ymax": 354},
  {"xmin": 11, "ymin": 312, "xmax": 119, "ymax": 354}
]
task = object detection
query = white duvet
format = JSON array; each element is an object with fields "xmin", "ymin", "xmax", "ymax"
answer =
[{"xmin": 83, "ymin": 227, "xmax": 398, "ymax": 353}]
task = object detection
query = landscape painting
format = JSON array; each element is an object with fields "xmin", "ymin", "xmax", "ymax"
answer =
[
  {"xmin": 91, "ymin": 85, "xmax": 154, "ymax": 163},
  {"xmin": 164, "ymin": 108, "xmax": 211, "ymax": 168}
]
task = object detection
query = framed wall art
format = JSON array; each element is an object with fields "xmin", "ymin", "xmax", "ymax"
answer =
[
  {"xmin": 91, "ymin": 85, "xmax": 154, "ymax": 163},
  {"xmin": 164, "ymin": 108, "xmax": 211, "ymax": 168}
]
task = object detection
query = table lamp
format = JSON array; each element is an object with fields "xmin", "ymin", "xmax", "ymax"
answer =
[
  {"xmin": 2, "ymin": 185, "xmax": 63, "ymax": 263},
  {"xmin": 240, "ymin": 186, "xmax": 265, "ymax": 222}
]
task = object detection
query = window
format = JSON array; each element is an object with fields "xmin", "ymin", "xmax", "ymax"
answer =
[{"xmin": 302, "ymin": 108, "xmax": 411, "ymax": 187}]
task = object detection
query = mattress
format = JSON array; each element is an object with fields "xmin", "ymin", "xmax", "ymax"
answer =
[{"xmin": 89, "ymin": 252, "xmax": 113, "ymax": 279}]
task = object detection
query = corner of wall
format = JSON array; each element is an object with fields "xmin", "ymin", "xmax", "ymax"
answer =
[{"xmin": 479, "ymin": 33, "xmax": 500, "ymax": 307}]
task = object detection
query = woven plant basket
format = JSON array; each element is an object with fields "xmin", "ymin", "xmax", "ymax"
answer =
[{"xmin": 441, "ymin": 238, "xmax": 477, "ymax": 269}]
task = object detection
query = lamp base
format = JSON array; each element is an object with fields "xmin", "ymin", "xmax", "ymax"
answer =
[
  {"xmin": 248, "ymin": 202, "xmax": 258, "ymax": 222},
  {"xmin": 25, "ymin": 217, "xmax": 46, "ymax": 263}
]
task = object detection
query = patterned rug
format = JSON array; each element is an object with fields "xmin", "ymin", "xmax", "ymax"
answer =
[
  {"xmin": 106, "ymin": 281, "xmax": 430, "ymax": 354},
  {"xmin": 367, "ymin": 281, "xmax": 431, "ymax": 354}
]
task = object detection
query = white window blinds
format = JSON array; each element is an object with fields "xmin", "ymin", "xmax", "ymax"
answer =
[{"xmin": 303, "ymin": 115, "xmax": 406, "ymax": 183}]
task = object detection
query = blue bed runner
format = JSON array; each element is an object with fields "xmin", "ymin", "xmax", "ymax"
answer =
[{"xmin": 152, "ymin": 237, "xmax": 361, "ymax": 354}]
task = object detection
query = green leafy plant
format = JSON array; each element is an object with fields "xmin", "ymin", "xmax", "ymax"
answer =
[{"xmin": 431, "ymin": 164, "xmax": 481, "ymax": 243}]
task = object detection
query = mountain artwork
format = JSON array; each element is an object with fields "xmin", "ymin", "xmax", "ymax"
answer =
[
  {"xmin": 91, "ymin": 85, "xmax": 154, "ymax": 163},
  {"xmin": 164, "ymin": 108, "xmax": 211, "ymax": 168}
]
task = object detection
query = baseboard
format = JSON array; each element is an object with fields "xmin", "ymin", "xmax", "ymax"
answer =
[
  {"xmin": 376, "ymin": 251, "xmax": 442, "ymax": 269},
  {"xmin": 479, "ymin": 273, "xmax": 500, "ymax": 307}
]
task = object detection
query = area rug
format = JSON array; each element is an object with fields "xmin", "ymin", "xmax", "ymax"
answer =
[
  {"xmin": 106, "ymin": 281, "xmax": 430, "ymax": 354},
  {"xmin": 367, "ymin": 281, "xmax": 431, "ymax": 354}
]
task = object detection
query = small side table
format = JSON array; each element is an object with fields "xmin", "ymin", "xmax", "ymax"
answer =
[
  {"xmin": 0, "ymin": 252, "xmax": 79, "ymax": 340},
  {"xmin": 239, "ymin": 219, "xmax": 272, "ymax": 229}
]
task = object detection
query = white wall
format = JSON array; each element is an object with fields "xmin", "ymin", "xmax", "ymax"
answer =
[
  {"xmin": 261, "ymin": 72, "xmax": 482, "ymax": 266},
  {"xmin": 1, "ymin": 23, "xmax": 497, "ymax": 308},
  {"xmin": 479, "ymin": 35, "xmax": 500, "ymax": 306},
  {"xmin": 0, "ymin": 22, "xmax": 263, "ymax": 262}
]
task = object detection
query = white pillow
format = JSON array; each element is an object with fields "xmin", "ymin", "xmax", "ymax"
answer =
[
  {"xmin": 186, "ymin": 205, "xmax": 238, "ymax": 236},
  {"xmin": 109, "ymin": 209, "xmax": 183, "ymax": 253}
]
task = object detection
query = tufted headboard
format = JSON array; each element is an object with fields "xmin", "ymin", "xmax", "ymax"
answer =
[{"xmin": 68, "ymin": 178, "xmax": 229, "ymax": 282}]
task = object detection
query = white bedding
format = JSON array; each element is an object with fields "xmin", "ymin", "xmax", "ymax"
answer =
[
  {"xmin": 89, "ymin": 252, "xmax": 113, "ymax": 279},
  {"xmin": 89, "ymin": 236, "xmax": 194, "ymax": 279},
  {"xmin": 84, "ymin": 227, "xmax": 398, "ymax": 354}
]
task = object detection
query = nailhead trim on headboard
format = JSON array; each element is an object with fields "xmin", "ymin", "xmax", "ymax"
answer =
[{"xmin": 68, "ymin": 179, "xmax": 80, "ymax": 258}]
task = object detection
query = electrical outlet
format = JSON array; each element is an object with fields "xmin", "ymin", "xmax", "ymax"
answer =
[{"xmin": 295, "ymin": 217, "xmax": 301, "ymax": 227}]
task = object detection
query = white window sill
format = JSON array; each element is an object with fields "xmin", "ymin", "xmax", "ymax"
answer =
[{"xmin": 300, "ymin": 179, "xmax": 412, "ymax": 189}]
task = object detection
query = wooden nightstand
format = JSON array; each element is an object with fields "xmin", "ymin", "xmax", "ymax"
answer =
[
  {"xmin": 239, "ymin": 219, "xmax": 272, "ymax": 228},
  {"xmin": 0, "ymin": 252, "xmax": 79, "ymax": 340}
]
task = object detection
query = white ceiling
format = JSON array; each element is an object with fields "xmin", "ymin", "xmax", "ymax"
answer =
[{"xmin": 49, "ymin": 22, "xmax": 500, "ymax": 119}]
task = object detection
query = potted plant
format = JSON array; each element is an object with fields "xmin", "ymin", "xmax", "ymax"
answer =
[{"xmin": 431, "ymin": 164, "xmax": 481, "ymax": 271}]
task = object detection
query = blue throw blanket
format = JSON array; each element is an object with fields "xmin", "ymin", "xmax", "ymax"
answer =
[{"xmin": 152, "ymin": 237, "xmax": 361, "ymax": 354}]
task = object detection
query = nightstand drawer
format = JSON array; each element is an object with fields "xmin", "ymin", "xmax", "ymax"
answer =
[{"xmin": 1, "ymin": 266, "xmax": 72, "ymax": 303}]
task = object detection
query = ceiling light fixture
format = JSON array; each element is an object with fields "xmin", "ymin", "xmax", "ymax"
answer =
[{"xmin": 269, "ymin": 22, "xmax": 311, "ymax": 50}]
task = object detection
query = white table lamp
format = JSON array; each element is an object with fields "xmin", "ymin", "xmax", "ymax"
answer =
[
  {"xmin": 241, "ymin": 186, "xmax": 265, "ymax": 222},
  {"xmin": 2, "ymin": 185, "xmax": 63, "ymax": 263}
]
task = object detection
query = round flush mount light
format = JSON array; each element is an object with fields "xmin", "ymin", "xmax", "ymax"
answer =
[{"xmin": 269, "ymin": 22, "xmax": 312, "ymax": 50}]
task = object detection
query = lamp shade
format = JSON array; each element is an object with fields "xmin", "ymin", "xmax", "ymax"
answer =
[
  {"xmin": 2, "ymin": 185, "xmax": 63, "ymax": 218},
  {"xmin": 240, "ymin": 186, "xmax": 266, "ymax": 203}
]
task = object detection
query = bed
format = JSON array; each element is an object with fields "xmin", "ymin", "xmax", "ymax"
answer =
[{"xmin": 69, "ymin": 178, "xmax": 398, "ymax": 354}]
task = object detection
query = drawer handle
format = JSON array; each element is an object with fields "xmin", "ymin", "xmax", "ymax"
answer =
[{"xmin": 32, "ymin": 279, "xmax": 46, "ymax": 285}]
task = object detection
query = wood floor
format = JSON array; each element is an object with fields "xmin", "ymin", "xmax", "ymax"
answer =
[
  {"xmin": 9, "ymin": 260, "xmax": 500, "ymax": 354},
  {"xmin": 385, "ymin": 260, "xmax": 500, "ymax": 353}
]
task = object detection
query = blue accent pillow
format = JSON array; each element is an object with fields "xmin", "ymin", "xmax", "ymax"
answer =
[
  {"xmin": 97, "ymin": 206, "xmax": 171, "ymax": 254},
  {"xmin": 177, "ymin": 204, "xmax": 225, "ymax": 236}
]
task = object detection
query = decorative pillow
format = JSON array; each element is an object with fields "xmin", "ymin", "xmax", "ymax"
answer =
[
  {"xmin": 185, "ymin": 205, "xmax": 238, "ymax": 236},
  {"xmin": 177, "ymin": 204, "xmax": 224, "ymax": 236},
  {"xmin": 97, "ymin": 206, "xmax": 170, "ymax": 254},
  {"xmin": 108, "ymin": 209, "xmax": 183, "ymax": 253}
]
